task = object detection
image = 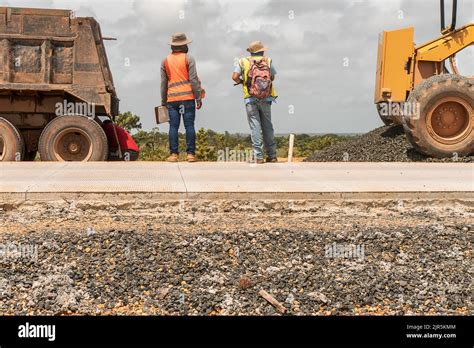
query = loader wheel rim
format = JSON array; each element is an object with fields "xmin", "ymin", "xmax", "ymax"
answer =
[
  {"xmin": 427, "ymin": 97, "xmax": 471, "ymax": 144},
  {"xmin": 0, "ymin": 136, "xmax": 4, "ymax": 161},
  {"xmin": 53, "ymin": 128, "xmax": 93, "ymax": 161}
]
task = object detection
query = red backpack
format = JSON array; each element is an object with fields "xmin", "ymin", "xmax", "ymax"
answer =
[{"xmin": 246, "ymin": 57, "xmax": 272, "ymax": 98}]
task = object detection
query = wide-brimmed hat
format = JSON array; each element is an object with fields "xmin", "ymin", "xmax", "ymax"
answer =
[
  {"xmin": 169, "ymin": 32, "xmax": 192, "ymax": 46},
  {"xmin": 246, "ymin": 41, "xmax": 268, "ymax": 53}
]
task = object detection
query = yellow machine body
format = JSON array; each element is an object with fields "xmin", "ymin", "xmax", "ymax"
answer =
[
  {"xmin": 375, "ymin": 27, "xmax": 414, "ymax": 103},
  {"xmin": 375, "ymin": 23, "xmax": 474, "ymax": 104}
]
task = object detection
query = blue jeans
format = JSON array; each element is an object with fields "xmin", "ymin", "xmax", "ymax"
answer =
[
  {"xmin": 168, "ymin": 100, "xmax": 196, "ymax": 155},
  {"xmin": 245, "ymin": 100, "xmax": 277, "ymax": 160}
]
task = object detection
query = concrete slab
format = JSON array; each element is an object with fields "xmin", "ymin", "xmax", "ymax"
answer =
[
  {"xmin": 0, "ymin": 162, "xmax": 472, "ymax": 201},
  {"xmin": 0, "ymin": 162, "xmax": 68, "ymax": 193},
  {"xmin": 178, "ymin": 162, "xmax": 474, "ymax": 193},
  {"xmin": 0, "ymin": 192, "xmax": 25, "ymax": 201},
  {"xmin": 0, "ymin": 162, "xmax": 186, "ymax": 194}
]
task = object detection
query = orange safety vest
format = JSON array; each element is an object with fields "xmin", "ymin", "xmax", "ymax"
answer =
[{"xmin": 164, "ymin": 53, "xmax": 195, "ymax": 102}]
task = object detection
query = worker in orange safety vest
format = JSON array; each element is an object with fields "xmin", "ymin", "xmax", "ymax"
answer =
[{"xmin": 161, "ymin": 32, "xmax": 203, "ymax": 162}]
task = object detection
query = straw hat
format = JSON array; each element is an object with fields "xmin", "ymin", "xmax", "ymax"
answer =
[
  {"xmin": 169, "ymin": 32, "xmax": 192, "ymax": 46},
  {"xmin": 246, "ymin": 41, "xmax": 268, "ymax": 53}
]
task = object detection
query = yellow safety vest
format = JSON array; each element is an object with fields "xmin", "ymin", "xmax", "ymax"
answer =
[{"xmin": 239, "ymin": 56, "xmax": 278, "ymax": 99}]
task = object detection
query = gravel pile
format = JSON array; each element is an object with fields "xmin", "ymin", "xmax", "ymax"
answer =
[
  {"xmin": 0, "ymin": 199, "xmax": 472, "ymax": 316},
  {"xmin": 306, "ymin": 126, "xmax": 473, "ymax": 162}
]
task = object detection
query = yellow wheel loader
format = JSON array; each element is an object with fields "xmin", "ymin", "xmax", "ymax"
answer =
[{"xmin": 375, "ymin": 0, "xmax": 473, "ymax": 158}]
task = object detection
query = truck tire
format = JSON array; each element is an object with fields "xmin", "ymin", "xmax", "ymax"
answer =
[
  {"xmin": 39, "ymin": 115, "xmax": 109, "ymax": 161},
  {"xmin": 402, "ymin": 74, "xmax": 473, "ymax": 158},
  {"xmin": 0, "ymin": 117, "xmax": 24, "ymax": 161}
]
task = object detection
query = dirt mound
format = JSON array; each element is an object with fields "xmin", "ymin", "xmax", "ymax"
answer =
[{"xmin": 305, "ymin": 126, "xmax": 473, "ymax": 162}]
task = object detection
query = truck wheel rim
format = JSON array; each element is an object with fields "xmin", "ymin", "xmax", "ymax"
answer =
[
  {"xmin": 0, "ymin": 136, "xmax": 4, "ymax": 161},
  {"xmin": 427, "ymin": 97, "xmax": 471, "ymax": 145},
  {"xmin": 53, "ymin": 128, "xmax": 93, "ymax": 161}
]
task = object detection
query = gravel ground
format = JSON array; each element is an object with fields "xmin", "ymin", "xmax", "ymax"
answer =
[
  {"xmin": 306, "ymin": 126, "xmax": 474, "ymax": 162},
  {"xmin": 0, "ymin": 199, "xmax": 472, "ymax": 316}
]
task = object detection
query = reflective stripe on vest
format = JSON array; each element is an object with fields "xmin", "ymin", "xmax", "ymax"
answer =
[
  {"xmin": 239, "ymin": 56, "xmax": 277, "ymax": 99},
  {"xmin": 165, "ymin": 53, "xmax": 194, "ymax": 102}
]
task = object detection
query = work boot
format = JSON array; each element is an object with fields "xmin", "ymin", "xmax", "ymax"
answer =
[
  {"xmin": 187, "ymin": 153, "xmax": 197, "ymax": 162},
  {"xmin": 256, "ymin": 158, "xmax": 265, "ymax": 164},
  {"xmin": 266, "ymin": 157, "xmax": 278, "ymax": 163},
  {"xmin": 167, "ymin": 153, "xmax": 178, "ymax": 162}
]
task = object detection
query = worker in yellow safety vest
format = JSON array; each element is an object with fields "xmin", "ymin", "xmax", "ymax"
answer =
[{"xmin": 232, "ymin": 41, "xmax": 278, "ymax": 164}]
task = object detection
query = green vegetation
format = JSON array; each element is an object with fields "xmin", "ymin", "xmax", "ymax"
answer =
[
  {"xmin": 116, "ymin": 111, "xmax": 142, "ymax": 132},
  {"xmin": 118, "ymin": 112, "xmax": 352, "ymax": 161}
]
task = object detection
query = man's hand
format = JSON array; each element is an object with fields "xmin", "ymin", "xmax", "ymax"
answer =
[
  {"xmin": 232, "ymin": 72, "xmax": 242, "ymax": 85},
  {"xmin": 196, "ymin": 100, "xmax": 202, "ymax": 110}
]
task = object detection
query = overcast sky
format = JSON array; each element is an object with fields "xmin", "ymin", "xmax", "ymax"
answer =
[{"xmin": 2, "ymin": 0, "xmax": 473, "ymax": 133}]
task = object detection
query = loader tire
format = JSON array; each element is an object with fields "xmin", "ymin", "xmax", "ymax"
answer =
[
  {"xmin": 402, "ymin": 74, "xmax": 473, "ymax": 158},
  {"xmin": 376, "ymin": 103, "xmax": 394, "ymax": 126},
  {"xmin": 0, "ymin": 117, "xmax": 24, "ymax": 161},
  {"xmin": 377, "ymin": 103, "xmax": 404, "ymax": 126},
  {"xmin": 39, "ymin": 115, "xmax": 108, "ymax": 161}
]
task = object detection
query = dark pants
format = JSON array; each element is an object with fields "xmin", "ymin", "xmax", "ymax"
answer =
[{"xmin": 168, "ymin": 100, "xmax": 196, "ymax": 155}]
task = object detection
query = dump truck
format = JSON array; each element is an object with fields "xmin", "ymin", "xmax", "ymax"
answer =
[
  {"xmin": 0, "ymin": 7, "xmax": 139, "ymax": 161},
  {"xmin": 375, "ymin": 0, "xmax": 473, "ymax": 158}
]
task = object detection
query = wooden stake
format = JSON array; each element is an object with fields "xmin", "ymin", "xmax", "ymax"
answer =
[
  {"xmin": 259, "ymin": 289, "xmax": 286, "ymax": 313},
  {"xmin": 288, "ymin": 134, "xmax": 295, "ymax": 163}
]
